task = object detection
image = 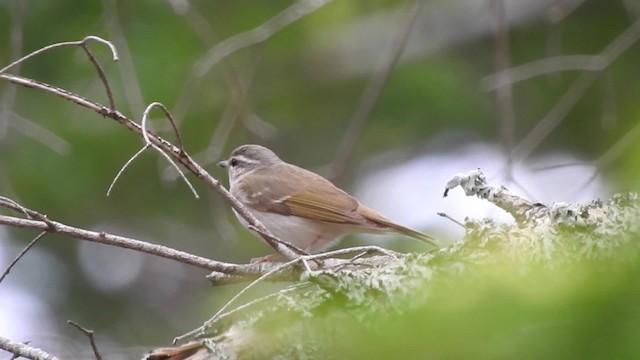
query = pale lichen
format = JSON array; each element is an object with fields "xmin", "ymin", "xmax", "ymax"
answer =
[{"xmin": 148, "ymin": 172, "xmax": 640, "ymax": 359}]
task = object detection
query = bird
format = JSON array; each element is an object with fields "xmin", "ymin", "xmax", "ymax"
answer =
[{"xmin": 218, "ymin": 144, "xmax": 440, "ymax": 254}]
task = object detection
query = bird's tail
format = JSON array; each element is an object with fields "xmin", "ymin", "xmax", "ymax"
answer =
[
  {"xmin": 357, "ymin": 204, "xmax": 442, "ymax": 248},
  {"xmin": 393, "ymin": 224, "xmax": 441, "ymax": 248}
]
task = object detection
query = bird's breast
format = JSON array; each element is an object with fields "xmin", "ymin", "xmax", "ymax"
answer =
[{"xmin": 232, "ymin": 209, "xmax": 346, "ymax": 253}]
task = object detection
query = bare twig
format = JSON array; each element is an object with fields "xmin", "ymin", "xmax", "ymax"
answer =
[
  {"xmin": 163, "ymin": 6, "xmax": 263, "ymax": 180},
  {"xmin": 444, "ymin": 168, "xmax": 541, "ymax": 223},
  {"xmin": 480, "ymin": 55, "xmax": 601, "ymax": 91},
  {"xmin": 0, "ymin": 195, "xmax": 34, "ymax": 218},
  {"xmin": 174, "ymin": 258, "xmax": 304, "ymax": 344},
  {"xmin": 0, "ymin": 196, "xmax": 55, "ymax": 227},
  {"xmin": 329, "ymin": 0, "xmax": 422, "ymax": 180},
  {"xmin": 177, "ymin": 245, "xmax": 400, "ymax": 344},
  {"xmin": 534, "ymin": 115, "xmax": 640, "ymax": 192},
  {"xmin": 3, "ymin": 109, "xmax": 70, "ymax": 154},
  {"xmin": 110, "ymin": 102, "xmax": 194, "ymax": 197},
  {"xmin": 437, "ymin": 212, "xmax": 465, "ymax": 228},
  {"xmin": 0, "ymin": 36, "xmax": 118, "ymax": 75},
  {"xmin": 246, "ymin": 224, "xmax": 308, "ymax": 257},
  {"xmin": 172, "ymin": 0, "xmax": 334, "ymax": 121},
  {"xmin": 137, "ymin": 102, "xmax": 198, "ymax": 198},
  {"xmin": 195, "ymin": 45, "xmax": 262, "ymax": 167},
  {"xmin": 196, "ymin": 0, "xmax": 333, "ymax": 76},
  {"xmin": 3, "ymin": 67, "xmax": 298, "ymax": 259},
  {"xmin": 512, "ymin": 17, "xmax": 640, "ymax": 163},
  {"xmin": 67, "ymin": 321, "xmax": 103, "ymax": 360},
  {"xmin": 142, "ymin": 102, "xmax": 185, "ymax": 151},
  {"xmin": 101, "ymin": 0, "xmax": 145, "ymax": 115},
  {"xmin": 0, "ymin": 212, "xmax": 251, "ymax": 276},
  {"xmin": 79, "ymin": 44, "xmax": 116, "ymax": 110},
  {"xmin": 0, "ymin": 34, "xmax": 116, "ymax": 151},
  {"xmin": 106, "ymin": 144, "xmax": 150, "ymax": 196},
  {"xmin": 594, "ymin": 121, "xmax": 640, "ymax": 170},
  {"xmin": 0, "ymin": 336, "xmax": 59, "ymax": 360},
  {"xmin": 3, "ymin": 189, "xmax": 402, "ymax": 285},
  {"xmin": 207, "ymin": 283, "xmax": 307, "ymax": 329},
  {"xmin": 0, "ymin": 0, "xmax": 26, "ymax": 138},
  {"xmin": 165, "ymin": 0, "xmax": 247, "ymax": 126},
  {"xmin": 0, "ymin": 231, "xmax": 47, "ymax": 285},
  {"xmin": 491, "ymin": 0, "xmax": 515, "ymax": 155},
  {"xmin": 547, "ymin": 0, "xmax": 586, "ymax": 23},
  {"xmin": 207, "ymin": 245, "xmax": 402, "ymax": 285}
]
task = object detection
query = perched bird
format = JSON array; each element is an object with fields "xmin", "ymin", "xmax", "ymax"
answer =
[{"xmin": 218, "ymin": 144, "xmax": 440, "ymax": 254}]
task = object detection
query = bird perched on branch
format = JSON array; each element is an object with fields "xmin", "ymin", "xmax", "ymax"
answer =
[{"xmin": 218, "ymin": 144, "xmax": 440, "ymax": 255}]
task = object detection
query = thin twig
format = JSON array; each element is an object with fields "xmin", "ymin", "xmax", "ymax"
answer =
[
  {"xmin": 532, "ymin": 117, "xmax": 640, "ymax": 191},
  {"xmin": 0, "ymin": 0, "xmax": 26, "ymax": 138},
  {"xmin": 138, "ymin": 102, "xmax": 198, "ymax": 198},
  {"xmin": 547, "ymin": 0, "xmax": 586, "ymax": 23},
  {"xmin": 101, "ymin": 0, "xmax": 145, "ymax": 116},
  {"xmin": 0, "ymin": 213, "xmax": 251, "ymax": 276},
  {"xmin": 0, "ymin": 70, "xmax": 300, "ymax": 260},
  {"xmin": 206, "ymin": 245, "xmax": 404, "ymax": 285},
  {"xmin": 67, "ymin": 321, "xmax": 103, "ymax": 360},
  {"xmin": 0, "ymin": 196, "xmax": 55, "ymax": 226},
  {"xmin": 3, "ymin": 108, "xmax": 70, "ymax": 154},
  {"xmin": 246, "ymin": 224, "xmax": 308, "ymax": 257},
  {"xmin": 328, "ymin": 0, "xmax": 422, "ymax": 180},
  {"xmin": 0, "ymin": 35, "xmax": 114, "ymax": 153},
  {"xmin": 79, "ymin": 44, "xmax": 116, "ymax": 110},
  {"xmin": 437, "ymin": 212, "xmax": 465, "ymax": 228},
  {"xmin": 0, "ymin": 195, "xmax": 33, "ymax": 218},
  {"xmin": 0, "ymin": 336, "xmax": 59, "ymax": 360},
  {"xmin": 512, "ymin": 17, "xmax": 640, "ymax": 163},
  {"xmin": 106, "ymin": 144, "xmax": 150, "ymax": 196},
  {"xmin": 491, "ymin": 0, "xmax": 515, "ymax": 154},
  {"xmin": 172, "ymin": 0, "xmax": 334, "ymax": 121},
  {"xmin": 209, "ymin": 283, "xmax": 307, "ymax": 328},
  {"xmin": 142, "ymin": 102, "xmax": 185, "ymax": 151},
  {"xmin": 176, "ymin": 244, "xmax": 399, "ymax": 344},
  {"xmin": 0, "ymin": 36, "xmax": 118, "ymax": 75},
  {"xmin": 174, "ymin": 258, "xmax": 303, "ymax": 344},
  {"xmin": 0, "ymin": 231, "xmax": 47, "ymax": 285},
  {"xmin": 480, "ymin": 55, "xmax": 601, "ymax": 91},
  {"xmin": 166, "ymin": 0, "xmax": 247, "ymax": 128}
]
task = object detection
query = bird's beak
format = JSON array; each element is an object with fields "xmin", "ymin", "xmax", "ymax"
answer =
[{"xmin": 217, "ymin": 160, "xmax": 229, "ymax": 169}]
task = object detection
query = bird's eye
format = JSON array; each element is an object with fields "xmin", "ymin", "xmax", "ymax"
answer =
[{"xmin": 230, "ymin": 158, "xmax": 239, "ymax": 167}]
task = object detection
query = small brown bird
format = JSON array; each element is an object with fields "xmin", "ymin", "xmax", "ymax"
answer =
[{"xmin": 218, "ymin": 144, "xmax": 440, "ymax": 253}]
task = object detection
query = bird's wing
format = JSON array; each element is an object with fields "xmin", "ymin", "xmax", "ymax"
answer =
[{"xmin": 237, "ymin": 164, "xmax": 370, "ymax": 225}]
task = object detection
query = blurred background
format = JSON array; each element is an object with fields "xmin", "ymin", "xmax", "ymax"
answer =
[{"xmin": 0, "ymin": 0, "xmax": 639, "ymax": 358}]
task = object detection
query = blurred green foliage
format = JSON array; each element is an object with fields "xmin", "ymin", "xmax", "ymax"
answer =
[{"xmin": 348, "ymin": 255, "xmax": 640, "ymax": 359}]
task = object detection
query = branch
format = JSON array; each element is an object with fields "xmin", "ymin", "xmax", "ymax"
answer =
[
  {"xmin": 0, "ymin": 336, "xmax": 59, "ymax": 360},
  {"xmin": 0, "ymin": 213, "xmax": 251, "ymax": 276},
  {"xmin": 0, "ymin": 71, "xmax": 299, "ymax": 260},
  {"xmin": 0, "ymin": 231, "xmax": 47, "ymax": 284},
  {"xmin": 67, "ymin": 320, "xmax": 103, "ymax": 360},
  {"xmin": 328, "ymin": 0, "xmax": 422, "ymax": 180},
  {"xmin": 177, "ymin": 246, "xmax": 401, "ymax": 343},
  {"xmin": 172, "ymin": 0, "xmax": 335, "ymax": 120},
  {"xmin": 444, "ymin": 168, "xmax": 541, "ymax": 223},
  {"xmin": 511, "ymin": 17, "xmax": 640, "ymax": 163}
]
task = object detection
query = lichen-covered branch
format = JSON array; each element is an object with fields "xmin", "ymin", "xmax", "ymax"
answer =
[{"xmin": 147, "ymin": 171, "xmax": 640, "ymax": 359}]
